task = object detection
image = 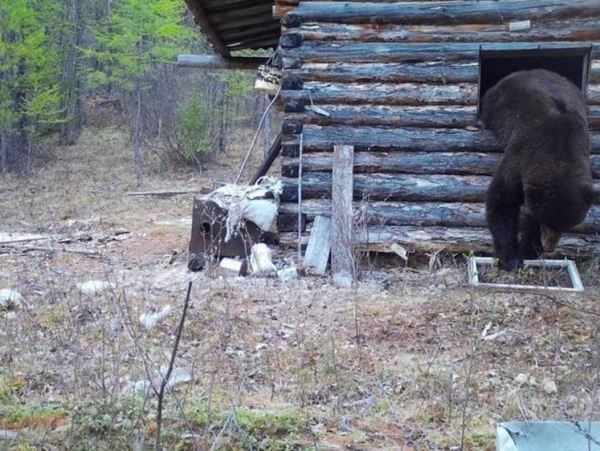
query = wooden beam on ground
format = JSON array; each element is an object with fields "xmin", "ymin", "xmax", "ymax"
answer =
[
  {"xmin": 250, "ymin": 133, "xmax": 282, "ymax": 185},
  {"xmin": 303, "ymin": 215, "xmax": 331, "ymax": 275},
  {"xmin": 184, "ymin": 0, "xmax": 230, "ymax": 56},
  {"xmin": 177, "ymin": 54, "xmax": 268, "ymax": 70},
  {"xmin": 126, "ymin": 188, "xmax": 210, "ymax": 197},
  {"xmin": 331, "ymin": 145, "xmax": 354, "ymax": 287}
]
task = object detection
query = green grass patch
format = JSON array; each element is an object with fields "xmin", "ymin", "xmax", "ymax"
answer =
[{"xmin": 189, "ymin": 403, "xmax": 310, "ymax": 450}]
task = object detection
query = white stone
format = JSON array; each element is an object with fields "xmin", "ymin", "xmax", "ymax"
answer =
[
  {"xmin": 0, "ymin": 289, "xmax": 23, "ymax": 310},
  {"xmin": 131, "ymin": 379, "xmax": 153, "ymax": 397},
  {"xmin": 277, "ymin": 267, "xmax": 298, "ymax": 281},
  {"xmin": 542, "ymin": 379, "xmax": 558, "ymax": 394},
  {"xmin": 77, "ymin": 280, "xmax": 112, "ymax": 295},
  {"xmin": 139, "ymin": 305, "xmax": 172, "ymax": 330},
  {"xmin": 165, "ymin": 367, "xmax": 193, "ymax": 389},
  {"xmin": 514, "ymin": 373, "xmax": 528, "ymax": 385},
  {"xmin": 333, "ymin": 271, "xmax": 353, "ymax": 288}
]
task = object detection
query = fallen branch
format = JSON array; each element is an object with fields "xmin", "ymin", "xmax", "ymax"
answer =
[{"xmin": 0, "ymin": 245, "xmax": 101, "ymax": 257}]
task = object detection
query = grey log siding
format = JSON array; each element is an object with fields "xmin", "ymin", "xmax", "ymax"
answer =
[{"xmin": 278, "ymin": 0, "xmax": 600, "ymax": 256}]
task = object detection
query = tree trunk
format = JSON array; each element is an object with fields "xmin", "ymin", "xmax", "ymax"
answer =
[
  {"xmin": 0, "ymin": 134, "xmax": 7, "ymax": 173},
  {"xmin": 133, "ymin": 85, "xmax": 143, "ymax": 182},
  {"xmin": 218, "ymin": 87, "xmax": 226, "ymax": 153},
  {"xmin": 60, "ymin": 0, "xmax": 84, "ymax": 145}
]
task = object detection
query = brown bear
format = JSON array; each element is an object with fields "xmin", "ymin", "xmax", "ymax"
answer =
[{"xmin": 480, "ymin": 69, "xmax": 596, "ymax": 270}]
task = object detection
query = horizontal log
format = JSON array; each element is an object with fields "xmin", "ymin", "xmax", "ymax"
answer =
[
  {"xmin": 177, "ymin": 54, "xmax": 268, "ymax": 70},
  {"xmin": 283, "ymin": 41, "xmax": 600, "ymax": 63},
  {"xmin": 290, "ymin": 60, "xmax": 600, "ymax": 84},
  {"xmin": 281, "ymin": 82, "xmax": 478, "ymax": 107},
  {"xmin": 286, "ymin": 104, "xmax": 600, "ymax": 129},
  {"xmin": 282, "ymin": 151, "xmax": 600, "ymax": 177},
  {"xmin": 281, "ymin": 200, "xmax": 488, "ymax": 227},
  {"xmin": 282, "ymin": 173, "xmax": 491, "ymax": 202},
  {"xmin": 289, "ymin": 61, "xmax": 477, "ymax": 83},
  {"xmin": 283, "ymin": 151, "xmax": 497, "ymax": 176},
  {"xmin": 285, "ymin": 1, "xmax": 600, "ymax": 25},
  {"xmin": 274, "ymin": 4, "xmax": 294, "ymax": 18},
  {"xmin": 279, "ymin": 200, "xmax": 600, "ymax": 233},
  {"xmin": 278, "ymin": 225, "xmax": 600, "ymax": 258},
  {"xmin": 291, "ymin": 20, "xmax": 600, "ymax": 43},
  {"xmin": 281, "ymin": 125, "xmax": 600, "ymax": 154},
  {"xmin": 590, "ymin": 85, "xmax": 600, "ymax": 105},
  {"xmin": 281, "ymin": 172, "xmax": 600, "ymax": 203},
  {"xmin": 288, "ymin": 105, "xmax": 478, "ymax": 127}
]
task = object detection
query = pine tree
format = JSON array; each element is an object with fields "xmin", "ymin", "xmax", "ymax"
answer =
[
  {"xmin": 0, "ymin": 0, "xmax": 67, "ymax": 172},
  {"xmin": 86, "ymin": 0, "xmax": 194, "ymax": 180}
]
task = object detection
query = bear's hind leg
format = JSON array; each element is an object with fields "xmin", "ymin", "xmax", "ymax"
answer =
[
  {"xmin": 486, "ymin": 176, "xmax": 522, "ymax": 270},
  {"xmin": 519, "ymin": 210, "xmax": 543, "ymax": 260}
]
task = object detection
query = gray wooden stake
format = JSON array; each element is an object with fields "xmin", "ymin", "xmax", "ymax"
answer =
[{"xmin": 331, "ymin": 145, "xmax": 355, "ymax": 287}]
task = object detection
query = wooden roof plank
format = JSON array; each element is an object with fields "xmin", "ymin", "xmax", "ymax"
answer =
[{"xmin": 185, "ymin": 0, "xmax": 230, "ymax": 56}]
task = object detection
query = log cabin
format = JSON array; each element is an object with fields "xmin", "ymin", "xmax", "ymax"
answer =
[{"xmin": 183, "ymin": 0, "xmax": 600, "ymax": 259}]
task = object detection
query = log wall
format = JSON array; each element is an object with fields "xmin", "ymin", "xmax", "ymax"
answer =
[{"xmin": 276, "ymin": 0, "xmax": 600, "ymax": 256}]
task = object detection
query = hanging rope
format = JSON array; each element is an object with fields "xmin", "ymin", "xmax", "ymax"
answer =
[{"xmin": 235, "ymin": 86, "xmax": 282, "ymax": 184}]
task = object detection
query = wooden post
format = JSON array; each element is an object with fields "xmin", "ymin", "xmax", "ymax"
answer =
[{"xmin": 331, "ymin": 145, "xmax": 354, "ymax": 287}]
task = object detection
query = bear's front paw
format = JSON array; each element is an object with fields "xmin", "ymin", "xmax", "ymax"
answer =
[{"xmin": 498, "ymin": 257, "xmax": 523, "ymax": 271}]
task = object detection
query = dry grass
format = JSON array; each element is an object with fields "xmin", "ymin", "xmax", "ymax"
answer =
[{"xmin": 1, "ymin": 128, "xmax": 600, "ymax": 449}]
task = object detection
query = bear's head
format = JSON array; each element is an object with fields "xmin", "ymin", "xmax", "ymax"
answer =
[{"xmin": 525, "ymin": 182, "xmax": 598, "ymax": 252}]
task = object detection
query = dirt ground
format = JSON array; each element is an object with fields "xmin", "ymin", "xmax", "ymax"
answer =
[{"xmin": 1, "ymin": 127, "xmax": 600, "ymax": 450}]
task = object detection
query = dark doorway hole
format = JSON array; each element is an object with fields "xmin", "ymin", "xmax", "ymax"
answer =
[
  {"xmin": 200, "ymin": 222, "xmax": 211, "ymax": 234},
  {"xmin": 478, "ymin": 47, "xmax": 591, "ymax": 115}
]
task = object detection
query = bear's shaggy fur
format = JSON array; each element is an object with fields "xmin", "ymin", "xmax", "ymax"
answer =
[{"xmin": 481, "ymin": 69, "xmax": 596, "ymax": 270}]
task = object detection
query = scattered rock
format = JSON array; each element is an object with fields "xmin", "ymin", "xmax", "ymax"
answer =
[
  {"xmin": 130, "ymin": 367, "xmax": 192, "ymax": 397},
  {"xmin": 218, "ymin": 258, "xmax": 246, "ymax": 277},
  {"xmin": 542, "ymin": 379, "xmax": 558, "ymax": 394},
  {"xmin": 333, "ymin": 271, "xmax": 352, "ymax": 288},
  {"xmin": 225, "ymin": 346, "xmax": 246, "ymax": 358},
  {"xmin": 77, "ymin": 280, "xmax": 112, "ymax": 295},
  {"xmin": 277, "ymin": 267, "xmax": 298, "ymax": 282},
  {"xmin": 139, "ymin": 305, "xmax": 172, "ymax": 330},
  {"xmin": 153, "ymin": 265, "xmax": 194, "ymax": 290},
  {"xmin": 132, "ymin": 379, "xmax": 154, "ymax": 397},
  {"xmin": 165, "ymin": 367, "xmax": 193, "ymax": 389},
  {"xmin": 515, "ymin": 373, "xmax": 538, "ymax": 387},
  {"xmin": 0, "ymin": 289, "xmax": 23, "ymax": 310},
  {"xmin": 515, "ymin": 374, "xmax": 525, "ymax": 384},
  {"xmin": 0, "ymin": 429, "xmax": 18, "ymax": 441}
]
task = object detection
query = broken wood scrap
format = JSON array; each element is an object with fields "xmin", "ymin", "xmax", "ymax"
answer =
[
  {"xmin": 302, "ymin": 215, "xmax": 331, "ymax": 275},
  {"xmin": 0, "ymin": 232, "xmax": 54, "ymax": 245}
]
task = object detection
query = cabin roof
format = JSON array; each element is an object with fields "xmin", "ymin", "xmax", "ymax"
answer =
[{"xmin": 185, "ymin": 0, "xmax": 279, "ymax": 56}]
